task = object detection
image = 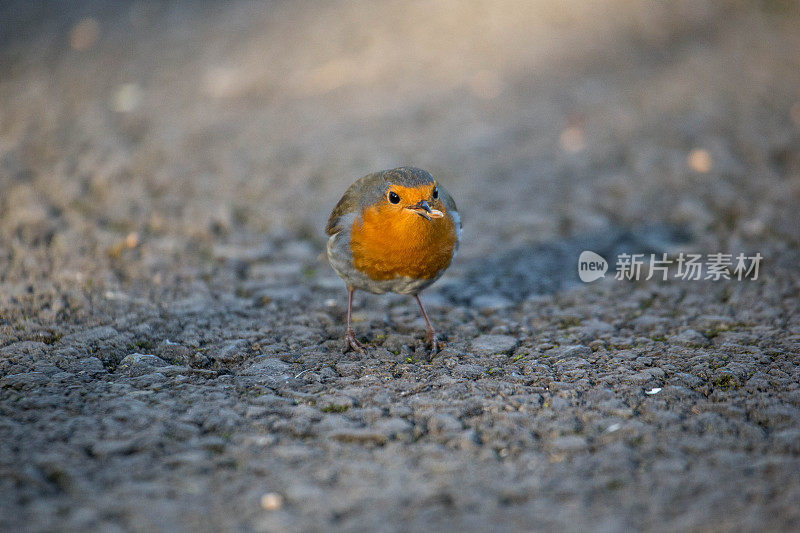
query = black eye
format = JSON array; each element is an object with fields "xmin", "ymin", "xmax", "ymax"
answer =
[
  {"xmin": 432, "ymin": 187, "xmax": 438, "ymax": 199},
  {"xmin": 388, "ymin": 191, "xmax": 400, "ymax": 204}
]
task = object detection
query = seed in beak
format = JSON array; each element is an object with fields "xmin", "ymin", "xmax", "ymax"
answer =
[{"xmin": 406, "ymin": 200, "xmax": 443, "ymax": 220}]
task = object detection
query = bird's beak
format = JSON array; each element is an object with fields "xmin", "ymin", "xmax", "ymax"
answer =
[{"xmin": 406, "ymin": 200, "xmax": 444, "ymax": 220}]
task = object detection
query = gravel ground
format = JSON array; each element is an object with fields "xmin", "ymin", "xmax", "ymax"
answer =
[{"xmin": 1, "ymin": 1, "xmax": 800, "ymax": 531}]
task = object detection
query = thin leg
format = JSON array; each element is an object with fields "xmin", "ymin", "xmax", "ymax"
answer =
[
  {"xmin": 414, "ymin": 294, "xmax": 439, "ymax": 354},
  {"xmin": 344, "ymin": 286, "xmax": 366, "ymax": 354}
]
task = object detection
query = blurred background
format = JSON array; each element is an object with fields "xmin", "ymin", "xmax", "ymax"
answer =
[{"xmin": 1, "ymin": 0, "xmax": 799, "ymax": 291}]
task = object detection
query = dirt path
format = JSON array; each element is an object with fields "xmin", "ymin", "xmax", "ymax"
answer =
[{"xmin": 1, "ymin": 2, "xmax": 799, "ymax": 531}]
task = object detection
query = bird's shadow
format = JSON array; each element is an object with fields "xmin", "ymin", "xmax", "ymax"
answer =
[{"xmin": 436, "ymin": 224, "xmax": 692, "ymax": 305}]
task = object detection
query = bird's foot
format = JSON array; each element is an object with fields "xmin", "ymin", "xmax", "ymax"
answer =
[
  {"xmin": 344, "ymin": 328, "xmax": 367, "ymax": 354},
  {"xmin": 426, "ymin": 330, "xmax": 443, "ymax": 358}
]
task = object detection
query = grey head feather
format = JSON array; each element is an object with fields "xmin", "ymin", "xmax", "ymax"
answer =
[{"xmin": 325, "ymin": 167, "xmax": 442, "ymax": 236}]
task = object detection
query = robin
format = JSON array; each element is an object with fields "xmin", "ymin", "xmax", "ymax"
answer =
[{"xmin": 326, "ymin": 167, "xmax": 461, "ymax": 355}]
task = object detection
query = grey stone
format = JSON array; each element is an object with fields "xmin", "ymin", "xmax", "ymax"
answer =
[
  {"xmin": 216, "ymin": 339, "xmax": 251, "ymax": 364},
  {"xmin": 426, "ymin": 413, "xmax": 462, "ymax": 436},
  {"xmin": 374, "ymin": 418, "xmax": 413, "ymax": 441},
  {"xmin": 117, "ymin": 354, "xmax": 168, "ymax": 376},
  {"xmin": 0, "ymin": 371, "xmax": 50, "ymax": 390},
  {"xmin": 552, "ymin": 345, "xmax": 593, "ymax": 359},
  {"xmin": 470, "ymin": 335, "xmax": 519, "ymax": 355},
  {"xmin": 671, "ymin": 329, "xmax": 710, "ymax": 347},
  {"xmin": 90, "ymin": 439, "xmax": 139, "ymax": 457},
  {"xmin": 77, "ymin": 357, "xmax": 105, "ymax": 373},
  {"xmin": 240, "ymin": 358, "xmax": 294, "ymax": 388},
  {"xmin": 669, "ymin": 372, "xmax": 704, "ymax": 388}
]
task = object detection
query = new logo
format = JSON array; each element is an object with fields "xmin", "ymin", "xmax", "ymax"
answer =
[{"xmin": 578, "ymin": 251, "xmax": 608, "ymax": 282}]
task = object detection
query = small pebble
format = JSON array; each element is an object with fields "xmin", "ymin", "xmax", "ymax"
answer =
[{"xmin": 260, "ymin": 492, "xmax": 283, "ymax": 511}]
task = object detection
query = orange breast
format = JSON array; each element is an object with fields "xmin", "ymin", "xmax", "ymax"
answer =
[{"xmin": 350, "ymin": 204, "xmax": 457, "ymax": 281}]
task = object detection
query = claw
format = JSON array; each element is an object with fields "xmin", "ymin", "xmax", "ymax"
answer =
[
  {"xmin": 344, "ymin": 328, "xmax": 367, "ymax": 354},
  {"xmin": 426, "ymin": 330, "xmax": 445, "ymax": 359},
  {"xmin": 426, "ymin": 330, "xmax": 438, "ymax": 353}
]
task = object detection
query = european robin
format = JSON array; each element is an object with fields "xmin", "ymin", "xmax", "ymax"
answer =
[{"xmin": 326, "ymin": 167, "xmax": 461, "ymax": 355}]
